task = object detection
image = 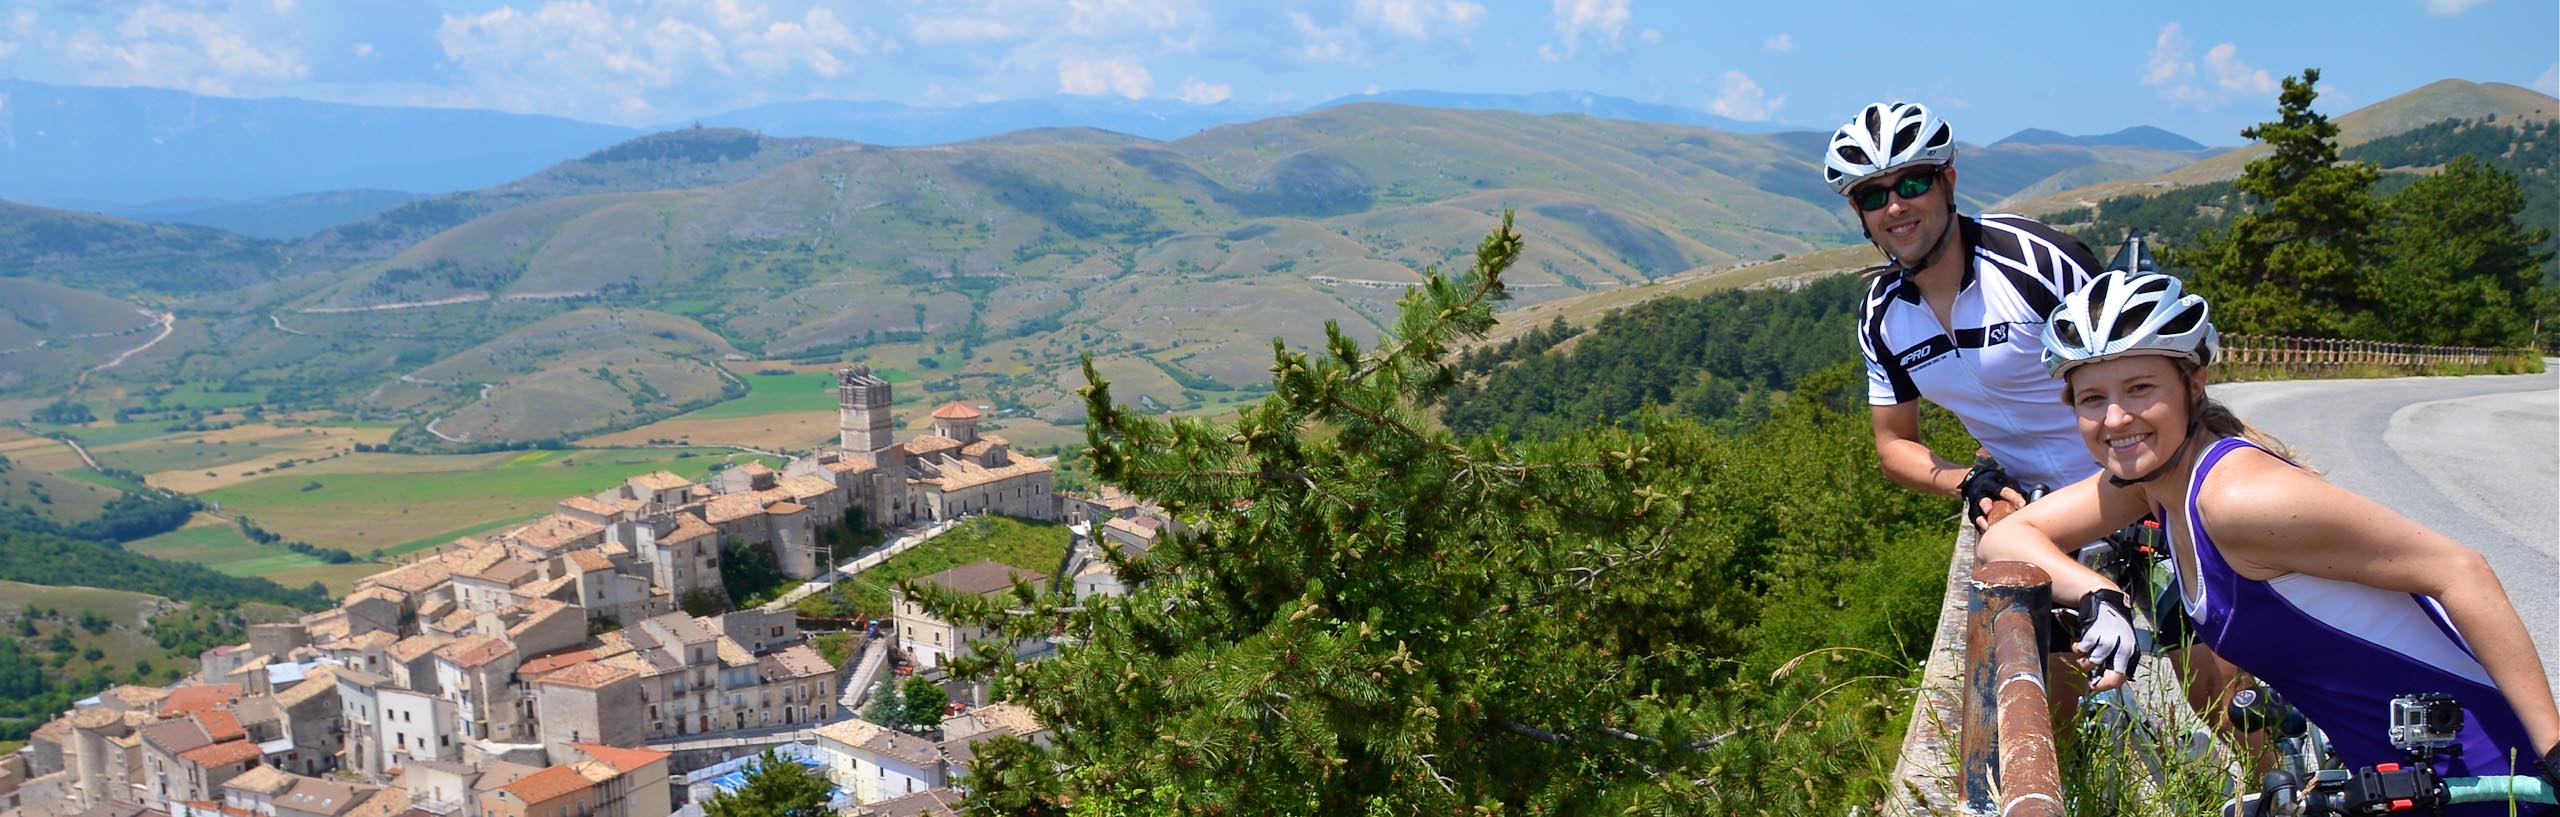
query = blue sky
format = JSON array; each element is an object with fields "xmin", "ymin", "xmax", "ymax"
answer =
[{"xmin": 1, "ymin": 0, "xmax": 2552, "ymax": 145}]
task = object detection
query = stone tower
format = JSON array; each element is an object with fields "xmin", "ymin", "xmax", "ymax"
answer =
[{"xmin": 838, "ymin": 366, "xmax": 895, "ymax": 453}]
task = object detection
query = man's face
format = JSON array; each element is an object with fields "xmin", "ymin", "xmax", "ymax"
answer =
[{"xmin": 1852, "ymin": 164, "xmax": 1954, "ymax": 264}]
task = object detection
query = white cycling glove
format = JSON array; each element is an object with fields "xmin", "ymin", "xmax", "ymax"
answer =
[{"xmin": 2073, "ymin": 589, "xmax": 2139, "ymax": 685}]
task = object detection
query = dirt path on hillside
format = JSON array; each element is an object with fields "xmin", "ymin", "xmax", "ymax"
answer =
[{"xmin": 68, "ymin": 310, "xmax": 174, "ymax": 397}]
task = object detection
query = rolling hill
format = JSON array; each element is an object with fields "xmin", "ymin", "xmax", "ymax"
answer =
[
  {"xmin": 10, "ymin": 79, "xmax": 2528, "ymax": 446},
  {"xmin": 2013, "ymin": 79, "xmax": 2559, "ymax": 215}
]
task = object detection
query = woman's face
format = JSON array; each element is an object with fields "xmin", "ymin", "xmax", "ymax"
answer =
[{"xmin": 2067, "ymin": 355, "xmax": 2195, "ymax": 480}]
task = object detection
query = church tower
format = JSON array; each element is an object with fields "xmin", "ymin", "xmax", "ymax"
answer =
[{"xmin": 838, "ymin": 366, "xmax": 896, "ymax": 453}]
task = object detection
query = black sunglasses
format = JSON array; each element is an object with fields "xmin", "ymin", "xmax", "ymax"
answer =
[{"xmin": 1851, "ymin": 167, "xmax": 1942, "ymax": 212}]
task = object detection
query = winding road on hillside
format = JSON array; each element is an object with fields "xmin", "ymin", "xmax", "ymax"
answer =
[{"xmin": 2214, "ymin": 366, "xmax": 2559, "ymax": 682}]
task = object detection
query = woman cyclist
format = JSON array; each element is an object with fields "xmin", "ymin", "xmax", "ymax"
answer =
[{"xmin": 1978, "ymin": 270, "xmax": 2560, "ymax": 808}]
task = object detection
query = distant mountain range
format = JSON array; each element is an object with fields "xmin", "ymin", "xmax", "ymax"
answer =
[
  {"xmin": 6, "ymin": 79, "xmax": 1969, "ymax": 214},
  {"xmin": 1992, "ymin": 125, "xmax": 2208, "ymax": 151}
]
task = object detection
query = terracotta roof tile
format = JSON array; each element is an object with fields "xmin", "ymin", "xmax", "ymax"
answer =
[
  {"xmin": 663, "ymin": 513, "xmax": 718, "ymax": 543},
  {"xmin": 160, "ymin": 684, "xmax": 244, "ymax": 717},
  {"xmin": 757, "ymin": 645, "xmax": 832, "ymax": 680},
  {"xmin": 222, "ymin": 765, "xmax": 297, "ymax": 796},
  {"xmin": 193, "ymin": 709, "xmax": 246, "ymax": 742},
  {"xmin": 566, "ymin": 550, "xmax": 614, "ymax": 573},
  {"xmin": 440, "ymin": 635, "xmax": 515, "ymax": 670},
  {"xmin": 566, "ymin": 743, "xmax": 667, "ymax": 774},
  {"xmin": 386, "ymin": 635, "xmax": 453, "ymax": 664},
  {"xmin": 765, "ymin": 500, "xmax": 806, "ymax": 515},
  {"xmin": 517, "ymin": 648, "xmax": 597, "ymax": 676},
  {"xmin": 929, "ymin": 401, "xmax": 983, "ymax": 420},
  {"xmin": 628, "ymin": 471, "xmax": 692, "ymax": 491},
  {"xmin": 702, "ymin": 495, "xmax": 765, "ymax": 525},
  {"xmin": 531, "ymin": 661, "xmax": 633, "ymax": 691},
  {"xmin": 498, "ymin": 766, "xmax": 592, "ymax": 805},
  {"xmin": 557, "ymin": 496, "xmax": 617, "ymax": 518},
  {"xmin": 178, "ymin": 740, "xmax": 262, "ymax": 768}
]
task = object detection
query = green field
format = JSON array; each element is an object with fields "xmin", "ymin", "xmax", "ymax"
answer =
[
  {"xmin": 0, "ymin": 468, "xmax": 118, "ymax": 523},
  {"xmin": 128, "ymin": 518, "xmax": 329, "ymax": 577},
  {"xmin": 686, "ymin": 371, "xmax": 843, "ymax": 420},
  {"xmin": 199, "ymin": 447, "xmax": 781, "ymax": 557},
  {"xmin": 30, "ymin": 421, "xmax": 183, "ymax": 449},
  {"xmin": 805, "ymin": 515, "xmax": 1070, "ymax": 620},
  {"xmin": 151, "ymin": 383, "xmax": 270, "ymax": 411}
]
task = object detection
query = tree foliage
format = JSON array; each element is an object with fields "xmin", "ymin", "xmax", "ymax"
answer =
[
  {"xmin": 1437, "ymin": 273, "xmax": 1866, "ymax": 440},
  {"xmin": 917, "ymin": 215, "xmax": 1969, "ymax": 815},
  {"xmin": 899, "ymin": 675, "xmax": 950, "ymax": 732},
  {"xmin": 2178, "ymin": 68, "xmax": 2383, "ymax": 336},
  {"xmin": 701, "ymin": 749, "xmax": 834, "ymax": 817},
  {"xmin": 2364, "ymin": 154, "xmax": 2554, "ymax": 346}
]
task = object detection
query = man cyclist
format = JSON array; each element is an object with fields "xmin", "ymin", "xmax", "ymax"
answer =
[{"xmin": 1825, "ymin": 101, "xmax": 2245, "ymax": 718}]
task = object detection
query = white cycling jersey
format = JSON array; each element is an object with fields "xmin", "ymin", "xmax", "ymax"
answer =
[{"xmin": 1858, "ymin": 213, "xmax": 2102, "ymax": 489}]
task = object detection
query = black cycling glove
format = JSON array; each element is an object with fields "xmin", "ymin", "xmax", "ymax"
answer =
[
  {"xmin": 2540, "ymin": 738, "xmax": 2560, "ymax": 790},
  {"xmin": 1957, "ymin": 456, "xmax": 2023, "ymax": 533}
]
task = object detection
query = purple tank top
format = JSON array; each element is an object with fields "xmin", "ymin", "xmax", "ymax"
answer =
[{"xmin": 2176, "ymin": 437, "xmax": 2544, "ymax": 806}]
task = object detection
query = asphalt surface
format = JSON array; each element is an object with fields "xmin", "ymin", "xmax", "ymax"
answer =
[{"xmin": 2213, "ymin": 366, "xmax": 2559, "ymax": 682}]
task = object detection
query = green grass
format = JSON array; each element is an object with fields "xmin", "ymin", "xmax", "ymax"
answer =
[
  {"xmin": 376, "ymin": 513, "xmax": 545, "ymax": 559},
  {"xmin": 92, "ymin": 435, "xmax": 320, "ymax": 476},
  {"xmin": 0, "ymin": 580, "xmax": 191, "ymax": 681},
  {"xmin": 197, "ymin": 448, "xmax": 781, "ymax": 559},
  {"xmin": 814, "ymin": 632, "xmax": 858, "ymax": 667},
  {"xmin": 151, "ymin": 383, "xmax": 269, "ymax": 410},
  {"xmin": 684, "ymin": 371, "xmax": 842, "ymax": 420},
  {"xmin": 58, "ymin": 467, "xmax": 146, "ymax": 493},
  {"xmin": 34, "ymin": 422, "xmax": 181, "ymax": 449},
  {"xmin": 126, "ymin": 517, "xmax": 329, "ymax": 577},
  {"xmin": 811, "ymin": 516, "xmax": 1071, "ymax": 620},
  {"xmin": 0, "ymin": 469, "xmax": 118, "ymax": 523}
]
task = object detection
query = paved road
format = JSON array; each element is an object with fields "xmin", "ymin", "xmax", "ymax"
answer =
[{"xmin": 2214, "ymin": 366, "xmax": 2559, "ymax": 682}]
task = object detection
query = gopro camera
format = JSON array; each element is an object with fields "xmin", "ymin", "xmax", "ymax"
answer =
[{"xmin": 2386, "ymin": 692, "xmax": 2464, "ymax": 754}]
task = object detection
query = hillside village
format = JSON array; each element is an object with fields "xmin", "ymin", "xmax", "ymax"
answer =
[{"xmin": 0, "ymin": 367, "xmax": 1175, "ymax": 817}]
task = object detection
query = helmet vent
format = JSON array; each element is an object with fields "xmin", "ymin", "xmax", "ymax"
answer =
[
  {"xmin": 1893, "ymin": 122, "xmax": 1922, "ymax": 152},
  {"xmin": 2159, "ymin": 307, "xmax": 2203, "ymax": 336},
  {"xmin": 1837, "ymin": 145, "xmax": 1870, "ymax": 166},
  {"xmin": 2107, "ymin": 302, "xmax": 2158, "ymax": 343},
  {"xmin": 1925, "ymin": 124, "xmax": 1952, "ymax": 150}
]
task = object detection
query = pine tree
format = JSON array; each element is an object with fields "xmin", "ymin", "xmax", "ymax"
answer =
[
  {"xmin": 861, "ymin": 676, "xmax": 902, "ymax": 726},
  {"xmin": 702, "ymin": 749, "xmax": 833, "ymax": 817},
  {"xmin": 911, "ymin": 214, "xmax": 1963, "ymax": 815},
  {"xmin": 2178, "ymin": 67, "xmax": 2384, "ymax": 336}
]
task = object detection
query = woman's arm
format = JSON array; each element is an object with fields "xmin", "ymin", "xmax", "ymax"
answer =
[
  {"xmin": 1977, "ymin": 470, "xmax": 2154, "ymax": 605},
  {"xmin": 2200, "ymin": 450, "xmax": 2560, "ymax": 751}
]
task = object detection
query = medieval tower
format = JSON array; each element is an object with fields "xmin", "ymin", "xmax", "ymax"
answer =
[{"xmin": 838, "ymin": 366, "xmax": 896, "ymax": 453}]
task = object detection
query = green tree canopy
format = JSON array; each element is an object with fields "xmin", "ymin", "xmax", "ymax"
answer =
[
  {"xmin": 701, "ymin": 749, "xmax": 833, "ymax": 817},
  {"xmin": 918, "ymin": 215, "xmax": 1966, "ymax": 815},
  {"xmin": 2365, "ymin": 153, "xmax": 2554, "ymax": 346},
  {"xmin": 899, "ymin": 675, "xmax": 950, "ymax": 731}
]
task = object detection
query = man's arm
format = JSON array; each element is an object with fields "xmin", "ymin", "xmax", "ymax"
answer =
[{"xmin": 1871, "ymin": 401, "xmax": 1967, "ymax": 498}]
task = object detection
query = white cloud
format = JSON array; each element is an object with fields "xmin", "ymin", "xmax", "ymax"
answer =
[
  {"xmin": 2203, "ymin": 42, "xmax": 2274, "ymax": 95},
  {"xmin": 1638, "ymin": 28, "xmax": 1660, "ymax": 45},
  {"xmin": 50, "ymin": 2, "xmax": 310, "ymax": 96},
  {"xmin": 2140, "ymin": 22, "xmax": 2275, "ymax": 109},
  {"xmin": 1173, "ymin": 77, "xmax": 1230, "ymax": 104},
  {"xmin": 1057, "ymin": 54, "xmax": 1151, "ymax": 98},
  {"xmin": 1547, "ymin": 0, "xmax": 1632, "ymax": 59},
  {"xmin": 2537, "ymin": 62, "xmax": 2558, "ymax": 96},
  {"xmin": 1706, "ymin": 70, "xmax": 1783, "ymax": 121},
  {"xmin": 906, "ymin": 15, "xmax": 1021, "ymax": 44},
  {"xmin": 2142, "ymin": 22, "xmax": 2194, "ymax": 87},
  {"xmin": 1289, "ymin": 10, "xmax": 1360, "ymax": 64},
  {"xmin": 1762, "ymin": 32, "xmax": 1794, "ymax": 54},
  {"xmin": 429, "ymin": 1, "xmax": 889, "ymax": 122},
  {"xmin": 1353, "ymin": 0, "xmax": 1488, "ymax": 40},
  {"xmin": 2421, "ymin": 0, "xmax": 2492, "ymax": 15}
]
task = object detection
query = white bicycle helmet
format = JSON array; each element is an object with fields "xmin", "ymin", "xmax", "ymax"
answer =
[
  {"xmin": 1823, "ymin": 102, "xmax": 1957, "ymax": 195},
  {"xmin": 2040, "ymin": 270, "xmax": 2220, "ymax": 379}
]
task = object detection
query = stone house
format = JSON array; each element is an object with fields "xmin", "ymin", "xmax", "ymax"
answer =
[
  {"xmin": 135, "ymin": 719, "xmax": 211, "ymax": 806},
  {"xmin": 331, "ymin": 668, "xmax": 392, "ymax": 780},
  {"xmin": 377, "ymin": 686, "xmax": 457, "ymax": 769},
  {"xmin": 432, "ymin": 636, "xmax": 530, "ymax": 745},
  {"xmin": 555, "ymin": 744, "xmax": 669, "ymax": 817},
  {"xmin": 218, "ymin": 765, "xmax": 296, "ymax": 816},
  {"xmin": 169, "ymin": 740, "xmax": 259, "ymax": 805},
  {"xmin": 272, "ymin": 777, "xmax": 378, "ymax": 817},
  {"xmin": 528, "ymin": 662, "xmax": 642, "ymax": 757},
  {"xmin": 810, "ymin": 719, "xmax": 945, "ymax": 807},
  {"xmin": 891, "ymin": 561, "xmax": 1049, "ymax": 670}
]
